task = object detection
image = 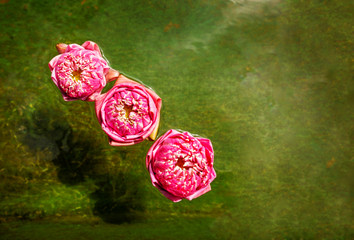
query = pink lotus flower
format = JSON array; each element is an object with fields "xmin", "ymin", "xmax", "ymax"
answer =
[
  {"xmin": 49, "ymin": 41, "xmax": 118, "ymax": 101},
  {"xmin": 146, "ymin": 129, "xmax": 216, "ymax": 202},
  {"xmin": 95, "ymin": 75, "xmax": 162, "ymax": 146}
]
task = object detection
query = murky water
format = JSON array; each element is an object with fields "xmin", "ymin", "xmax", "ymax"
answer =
[{"xmin": 0, "ymin": 0, "xmax": 352, "ymax": 239}]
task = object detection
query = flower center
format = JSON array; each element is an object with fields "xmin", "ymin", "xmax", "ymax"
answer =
[
  {"xmin": 123, "ymin": 104, "xmax": 133, "ymax": 119},
  {"xmin": 175, "ymin": 156, "xmax": 194, "ymax": 170},
  {"xmin": 71, "ymin": 69, "xmax": 82, "ymax": 82},
  {"xmin": 176, "ymin": 157, "xmax": 185, "ymax": 168}
]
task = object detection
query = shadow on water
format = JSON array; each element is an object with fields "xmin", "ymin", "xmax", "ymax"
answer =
[
  {"xmin": 52, "ymin": 128, "xmax": 101, "ymax": 185},
  {"xmin": 21, "ymin": 107, "xmax": 145, "ymax": 224},
  {"xmin": 91, "ymin": 172, "xmax": 145, "ymax": 224}
]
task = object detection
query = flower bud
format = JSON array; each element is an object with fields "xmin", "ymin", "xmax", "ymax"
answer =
[
  {"xmin": 95, "ymin": 75, "xmax": 161, "ymax": 146},
  {"xmin": 146, "ymin": 129, "xmax": 216, "ymax": 202},
  {"xmin": 49, "ymin": 41, "xmax": 111, "ymax": 101}
]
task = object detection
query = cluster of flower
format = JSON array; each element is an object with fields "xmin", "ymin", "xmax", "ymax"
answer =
[{"xmin": 49, "ymin": 41, "xmax": 216, "ymax": 202}]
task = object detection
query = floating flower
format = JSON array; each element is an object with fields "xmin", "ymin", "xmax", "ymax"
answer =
[
  {"xmin": 146, "ymin": 129, "xmax": 216, "ymax": 202},
  {"xmin": 95, "ymin": 75, "xmax": 162, "ymax": 146},
  {"xmin": 49, "ymin": 41, "xmax": 118, "ymax": 101}
]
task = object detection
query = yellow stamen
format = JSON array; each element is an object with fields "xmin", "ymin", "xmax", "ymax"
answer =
[
  {"xmin": 123, "ymin": 104, "xmax": 133, "ymax": 118},
  {"xmin": 71, "ymin": 69, "xmax": 82, "ymax": 81}
]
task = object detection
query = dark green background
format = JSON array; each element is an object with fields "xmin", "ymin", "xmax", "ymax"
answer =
[{"xmin": 0, "ymin": 0, "xmax": 353, "ymax": 239}]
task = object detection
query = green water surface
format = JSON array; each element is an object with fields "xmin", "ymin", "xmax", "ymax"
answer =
[{"xmin": 0, "ymin": 0, "xmax": 353, "ymax": 239}]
